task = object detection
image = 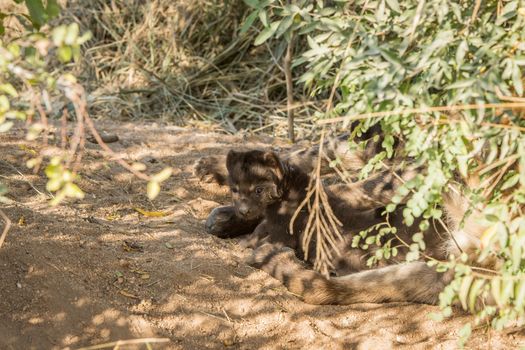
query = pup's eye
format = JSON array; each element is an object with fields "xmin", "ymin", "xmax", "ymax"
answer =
[{"xmin": 255, "ymin": 187, "xmax": 263, "ymax": 195}]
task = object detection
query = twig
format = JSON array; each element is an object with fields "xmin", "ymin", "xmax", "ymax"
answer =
[
  {"xmin": 470, "ymin": 0, "xmax": 482, "ymax": 25},
  {"xmin": 84, "ymin": 114, "xmax": 149, "ymax": 181},
  {"xmin": 0, "ymin": 209, "xmax": 12, "ymax": 249},
  {"xmin": 284, "ymin": 34, "xmax": 295, "ymax": 143},
  {"xmin": 0, "ymin": 160, "xmax": 47, "ymax": 197},
  {"xmin": 75, "ymin": 338, "xmax": 170, "ymax": 350}
]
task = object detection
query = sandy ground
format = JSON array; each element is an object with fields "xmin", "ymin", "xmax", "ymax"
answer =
[{"xmin": 1, "ymin": 121, "xmax": 524, "ymax": 350}]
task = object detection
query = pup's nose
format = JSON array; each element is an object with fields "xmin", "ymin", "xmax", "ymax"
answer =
[{"xmin": 238, "ymin": 206, "xmax": 250, "ymax": 216}]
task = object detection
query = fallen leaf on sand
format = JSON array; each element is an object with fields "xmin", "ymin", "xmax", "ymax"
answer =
[
  {"xmin": 18, "ymin": 144, "xmax": 37, "ymax": 155},
  {"xmin": 119, "ymin": 290, "xmax": 139, "ymax": 299},
  {"xmin": 134, "ymin": 207, "xmax": 168, "ymax": 217}
]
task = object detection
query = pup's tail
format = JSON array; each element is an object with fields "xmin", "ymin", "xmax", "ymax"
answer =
[{"xmin": 251, "ymin": 244, "xmax": 446, "ymax": 305}]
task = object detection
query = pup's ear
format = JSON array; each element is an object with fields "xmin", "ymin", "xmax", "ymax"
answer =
[
  {"xmin": 263, "ymin": 151, "xmax": 284, "ymax": 181},
  {"xmin": 226, "ymin": 150, "xmax": 240, "ymax": 174}
]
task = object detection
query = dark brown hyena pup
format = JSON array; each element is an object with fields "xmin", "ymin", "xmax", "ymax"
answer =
[
  {"xmin": 195, "ymin": 130, "xmax": 409, "ymax": 238},
  {"xmin": 195, "ymin": 137, "xmax": 489, "ymax": 305}
]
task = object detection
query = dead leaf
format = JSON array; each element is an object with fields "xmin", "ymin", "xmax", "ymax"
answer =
[
  {"xmin": 165, "ymin": 242, "xmax": 174, "ymax": 249},
  {"xmin": 123, "ymin": 241, "xmax": 144, "ymax": 252},
  {"xmin": 133, "ymin": 207, "xmax": 168, "ymax": 217},
  {"xmin": 18, "ymin": 216, "xmax": 26, "ymax": 226},
  {"xmin": 119, "ymin": 290, "xmax": 139, "ymax": 299},
  {"xmin": 18, "ymin": 144, "xmax": 37, "ymax": 155}
]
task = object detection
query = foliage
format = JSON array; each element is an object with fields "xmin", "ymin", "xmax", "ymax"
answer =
[
  {"xmin": 0, "ymin": 0, "xmax": 60, "ymax": 34},
  {"xmin": 0, "ymin": 2, "xmax": 171, "ymax": 206},
  {"xmin": 246, "ymin": 0, "xmax": 525, "ymax": 343}
]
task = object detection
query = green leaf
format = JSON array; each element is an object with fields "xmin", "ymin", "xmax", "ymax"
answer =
[
  {"xmin": 24, "ymin": 0, "xmax": 46, "ymax": 29},
  {"xmin": 445, "ymin": 79, "xmax": 476, "ymax": 90},
  {"xmin": 378, "ymin": 48, "xmax": 404, "ymax": 70},
  {"xmin": 385, "ymin": 203, "xmax": 396, "ymax": 212},
  {"xmin": 500, "ymin": 279, "xmax": 514, "ymax": 306},
  {"xmin": 457, "ymin": 155, "xmax": 469, "ymax": 178},
  {"xmin": 52, "ymin": 25, "xmax": 67, "ymax": 45},
  {"xmin": 456, "ymin": 40, "xmax": 468, "ymax": 67},
  {"xmin": 468, "ymin": 279, "xmax": 484, "ymax": 312},
  {"xmin": 0, "ymin": 12, "xmax": 5, "ymax": 35},
  {"xmin": 491, "ymin": 277, "xmax": 502, "ymax": 307},
  {"xmin": 64, "ymin": 23, "xmax": 79, "ymax": 45},
  {"xmin": 151, "ymin": 167, "xmax": 172, "ymax": 183},
  {"xmin": 514, "ymin": 279, "xmax": 525, "ymax": 309},
  {"xmin": 0, "ymin": 121, "xmax": 13, "ymax": 133},
  {"xmin": 57, "ymin": 46, "xmax": 72, "ymax": 62},
  {"xmin": 385, "ymin": 0, "xmax": 401, "ymax": 13},
  {"xmin": 253, "ymin": 21, "xmax": 279, "ymax": 46},
  {"xmin": 0, "ymin": 84, "xmax": 18, "ymax": 97},
  {"xmin": 501, "ymin": 173, "xmax": 519, "ymax": 191},
  {"xmin": 63, "ymin": 183, "xmax": 84, "ymax": 199},
  {"xmin": 147, "ymin": 181, "xmax": 160, "ymax": 200},
  {"xmin": 512, "ymin": 64, "xmax": 523, "ymax": 96},
  {"xmin": 243, "ymin": 0, "xmax": 259, "ymax": 8},
  {"xmin": 45, "ymin": 0, "xmax": 60, "ymax": 19},
  {"xmin": 0, "ymin": 95, "xmax": 10, "ymax": 113},
  {"xmin": 258, "ymin": 10, "xmax": 268, "ymax": 27},
  {"xmin": 375, "ymin": 0, "xmax": 386, "ymax": 22},
  {"xmin": 46, "ymin": 178, "xmax": 61, "ymax": 192},
  {"xmin": 458, "ymin": 275, "xmax": 473, "ymax": 310},
  {"xmin": 240, "ymin": 10, "xmax": 258, "ymax": 35},
  {"xmin": 275, "ymin": 15, "xmax": 293, "ymax": 39},
  {"xmin": 457, "ymin": 323, "xmax": 472, "ymax": 348}
]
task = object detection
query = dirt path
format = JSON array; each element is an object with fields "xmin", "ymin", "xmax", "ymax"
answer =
[{"xmin": 0, "ymin": 121, "xmax": 523, "ymax": 349}]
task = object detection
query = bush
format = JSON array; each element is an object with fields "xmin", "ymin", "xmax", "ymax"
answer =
[{"xmin": 246, "ymin": 0, "xmax": 525, "ymax": 343}]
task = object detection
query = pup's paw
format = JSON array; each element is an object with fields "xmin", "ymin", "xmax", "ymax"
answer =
[{"xmin": 193, "ymin": 156, "xmax": 226, "ymax": 185}]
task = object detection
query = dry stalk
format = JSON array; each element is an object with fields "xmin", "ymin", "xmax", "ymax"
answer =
[
  {"xmin": 75, "ymin": 337, "xmax": 170, "ymax": 350},
  {"xmin": 289, "ymin": 131, "xmax": 344, "ymax": 276},
  {"xmin": 284, "ymin": 34, "xmax": 295, "ymax": 143},
  {"xmin": 0, "ymin": 209, "xmax": 12, "ymax": 249},
  {"xmin": 293, "ymin": 1, "xmax": 370, "ymax": 274}
]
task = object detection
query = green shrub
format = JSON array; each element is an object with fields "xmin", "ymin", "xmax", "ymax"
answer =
[{"xmin": 246, "ymin": 0, "xmax": 525, "ymax": 343}]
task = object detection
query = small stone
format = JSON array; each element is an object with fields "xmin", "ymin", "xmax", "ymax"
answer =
[{"xmin": 16, "ymin": 282, "xmax": 22, "ymax": 289}]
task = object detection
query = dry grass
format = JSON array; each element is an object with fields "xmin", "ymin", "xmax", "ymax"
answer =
[{"xmin": 38, "ymin": 0, "xmax": 319, "ymax": 138}]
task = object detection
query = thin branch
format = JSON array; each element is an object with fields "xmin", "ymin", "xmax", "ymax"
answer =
[
  {"xmin": 75, "ymin": 338, "xmax": 170, "ymax": 350},
  {"xmin": 284, "ymin": 34, "xmax": 295, "ymax": 143},
  {"xmin": 318, "ymin": 102, "xmax": 525, "ymax": 125},
  {"xmin": 0, "ymin": 209, "xmax": 12, "ymax": 249}
]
